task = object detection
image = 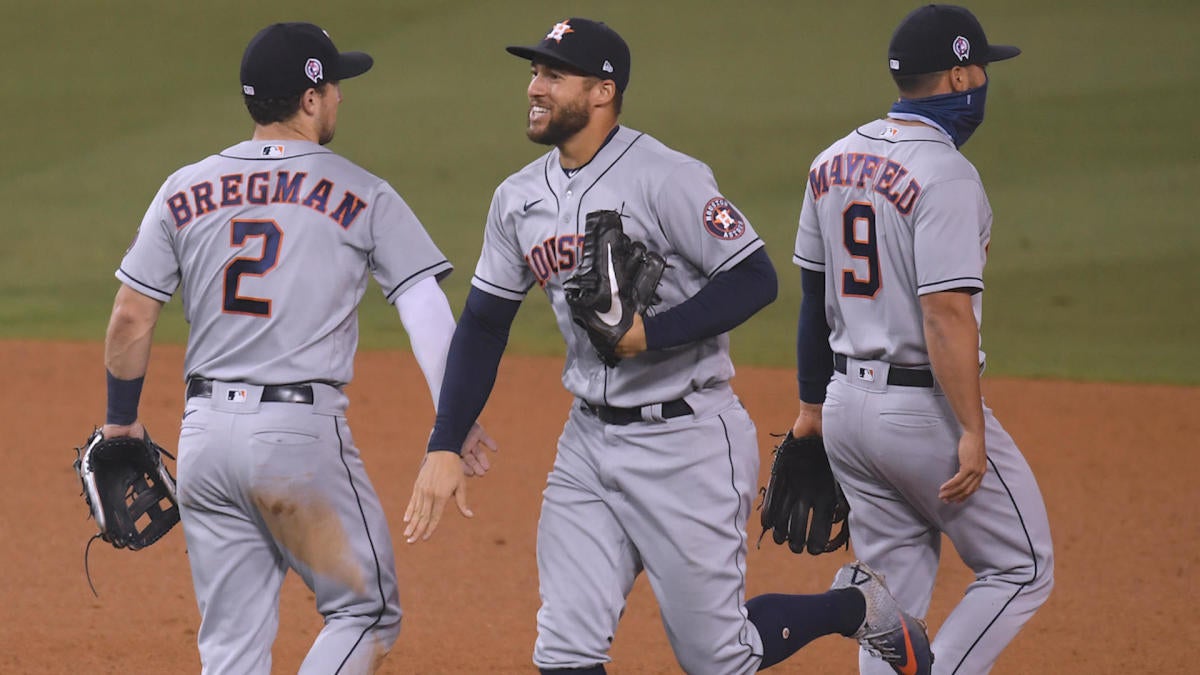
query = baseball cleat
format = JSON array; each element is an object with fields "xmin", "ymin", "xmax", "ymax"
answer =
[{"xmin": 831, "ymin": 561, "xmax": 933, "ymax": 675}]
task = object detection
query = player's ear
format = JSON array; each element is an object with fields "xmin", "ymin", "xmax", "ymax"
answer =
[
  {"xmin": 299, "ymin": 87, "xmax": 322, "ymax": 115},
  {"xmin": 948, "ymin": 66, "xmax": 973, "ymax": 93},
  {"xmin": 590, "ymin": 79, "xmax": 617, "ymax": 109}
]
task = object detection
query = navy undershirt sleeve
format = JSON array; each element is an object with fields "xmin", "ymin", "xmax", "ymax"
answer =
[
  {"xmin": 797, "ymin": 267, "xmax": 834, "ymax": 403},
  {"xmin": 643, "ymin": 247, "xmax": 777, "ymax": 350},
  {"xmin": 427, "ymin": 287, "xmax": 521, "ymax": 454}
]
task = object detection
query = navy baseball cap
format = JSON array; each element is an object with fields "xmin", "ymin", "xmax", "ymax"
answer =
[
  {"xmin": 506, "ymin": 18, "xmax": 631, "ymax": 92},
  {"xmin": 241, "ymin": 22, "xmax": 373, "ymax": 98},
  {"xmin": 888, "ymin": 5, "xmax": 1020, "ymax": 75}
]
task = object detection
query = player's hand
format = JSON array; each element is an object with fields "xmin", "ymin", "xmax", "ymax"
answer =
[
  {"xmin": 791, "ymin": 402, "xmax": 823, "ymax": 438},
  {"xmin": 460, "ymin": 423, "xmax": 499, "ymax": 477},
  {"xmin": 403, "ymin": 450, "xmax": 471, "ymax": 543},
  {"xmin": 101, "ymin": 420, "xmax": 146, "ymax": 441},
  {"xmin": 939, "ymin": 429, "xmax": 986, "ymax": 503},
  {"xmin": 613, "ymin": 313, "xmax": 647, "ymax": 359}
]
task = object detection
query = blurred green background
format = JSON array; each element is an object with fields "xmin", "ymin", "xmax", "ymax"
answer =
[{"xmin": 3, "ymin": 0, "xmax": 1196, "ymax": 383}]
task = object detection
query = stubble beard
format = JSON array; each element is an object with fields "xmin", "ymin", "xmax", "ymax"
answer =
[{"xmin": 527, "ymin": 99, "xmax": 590, "ymax": 146}]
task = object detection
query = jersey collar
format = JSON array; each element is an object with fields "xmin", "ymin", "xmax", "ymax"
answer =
[{"xmin": 559, "ymin": 124, "xmax": 623, "ymax": 178}]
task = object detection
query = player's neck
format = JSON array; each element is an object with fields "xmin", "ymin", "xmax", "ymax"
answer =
[
  {"xmin": 558, "ymin": 119, "xmax": 620, "ymax": 170},
  {"xmin": 252, "ymin": 121, "xmax": 320, "ymax": 144},
  {"xmin": 886, "ymin": 116, "xmax": 930, "ymax": 128}
]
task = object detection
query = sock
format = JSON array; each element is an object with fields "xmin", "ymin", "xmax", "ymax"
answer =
[
  {"xmin": 747, "ymin": 588, "xmax": 866, "ymax": 670},
  {"xmin": 539, "ymin": 667, "xmax": 606, "ymax": 675}
]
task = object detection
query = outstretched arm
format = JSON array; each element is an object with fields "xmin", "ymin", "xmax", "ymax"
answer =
[
  {"xmin": 403, "ymin": 287, "xmax": 521, "ymax": 543},
  {"xmin": 396, "ymin": 276, "xmax": 497, "ymax": 475},
  {"xmin": 395, "ymin": 276, "xmax": 455, "ymax": 410},
  {"xmin": 102, "ymin": 284, "xmax": 164, "ymax": 440}
]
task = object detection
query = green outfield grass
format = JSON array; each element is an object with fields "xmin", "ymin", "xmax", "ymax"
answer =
[{"xmin": 4, "ymin": 0, "xmax": 1197, "ymax": 383}]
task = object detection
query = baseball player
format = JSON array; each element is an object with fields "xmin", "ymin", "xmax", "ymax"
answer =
[
  {"xmin": 100, "ymin": 22, "xmax": 492, "ymax": 674},
  {"xmin": 404, "ymin": 17, "xmax": 931, "ymax": 675},
  {"xmin": 791, "ymin": 5, "xmax": 1055, "ymax": 673}
]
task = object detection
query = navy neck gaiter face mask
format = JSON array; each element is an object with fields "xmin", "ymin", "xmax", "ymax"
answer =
[{"xmin": 889, "ymin": 79, "xmax": 988, "ymax": 148}]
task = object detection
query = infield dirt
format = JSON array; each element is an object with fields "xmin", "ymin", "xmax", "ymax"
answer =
[{"xmin": 2, "ymin": 341, "xmax": 1193, "ymax": 673}]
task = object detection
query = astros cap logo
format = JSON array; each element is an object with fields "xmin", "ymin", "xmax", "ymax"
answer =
[
  {"xmin": 305, "ymin": 57, "xmax": 324, "ymax": 83},
  {"xmin": 545, "ymin": 20, "xmax": 574, "ymax": 42},
  {"xmin": 952, "ymin": 35, "xmax": 970, "ymax": 61}
]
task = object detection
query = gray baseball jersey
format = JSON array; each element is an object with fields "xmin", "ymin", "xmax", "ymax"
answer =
[
  {"xmin": 476, "ymin": 125, "xmax": 768, "ymax": 672},
  {"xmin": 119, "ymin": 139, "xmax": 451, "ymax": 385},
  {"xmin": 474, "ymin": 125, "xmax": 763, "ymax": 406},
  {"xmin": 794, "ymin": 119, "xmax": 987, "ymax": 367},
  {"xmin": 795, "ymin": 119, "xmax": 1054, "ymax": 673},
  {"xmin": 120, "ymin": 138, "xmax": 450, "ymax": 673}
]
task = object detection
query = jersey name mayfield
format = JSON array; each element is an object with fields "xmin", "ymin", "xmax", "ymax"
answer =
[{"xmin": 806, "ymin": 150, "xmax": 922, "ymax": 215}]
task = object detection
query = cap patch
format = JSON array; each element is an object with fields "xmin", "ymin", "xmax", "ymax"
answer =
[
  {"xmin": 602, "ymin": 59, "xmax": 614, "ymax": 73},
  {"xmin": 243, "ymin": 85, "xmax": 256, "ymax": 95},
  {"xmin": 888, "ymin": 58, "xmax": 900, "ymax": 71},
  {"xmin": 305, "ymin": 58, "xmax": 324, "ymax": 83},
  {"xmin": 702, "ymin": 197, "xmax": 747, "ymax": 240},
  {"xmin": 545, "ymin": 20, "xmax": 574, "ymax": 43},
  {"xmin": 953, "ymin": 35, "xmax": 970, "ymax": 61}
]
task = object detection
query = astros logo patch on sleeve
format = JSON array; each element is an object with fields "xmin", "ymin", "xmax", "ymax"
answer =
[{"xmin": 702, "ymin": 197, "xmax": 747, "ymax": 240}]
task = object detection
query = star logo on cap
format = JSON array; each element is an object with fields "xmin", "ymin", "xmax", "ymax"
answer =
[
  {"xmin": 545, "ymin": 20, "xmax": 574, "ymax": 43},
  {"xmin": 953, "ymin": 35, "xmax": 970, "ymax": 61}
]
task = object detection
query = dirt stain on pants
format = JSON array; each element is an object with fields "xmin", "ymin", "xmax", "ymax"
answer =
[{"xmin": 252, "ymin": 490, "xmax": 366, "ymax": 597}]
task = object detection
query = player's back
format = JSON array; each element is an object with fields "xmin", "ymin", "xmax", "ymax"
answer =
[
  {"xmin": 119, "ymin": 139, "xmax": 446, "ymax": 385},
  {"xmin": 797, "ymin": 119, "xmax": 990, "ymax": 366}
]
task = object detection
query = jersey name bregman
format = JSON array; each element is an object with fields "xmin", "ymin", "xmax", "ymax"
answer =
[
  {"xmin": 809, "ymin": 152, "xmax": 922, "ymax": 215},
  {"xmin": 166, "ymin": 171, "xmax": 369, "ymax": 230}
]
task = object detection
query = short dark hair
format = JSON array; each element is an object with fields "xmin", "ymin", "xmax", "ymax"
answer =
[
  {"xmin": 891, "ymin": 71, "xmax": 945, "ymax": 98},
  {"xmin": 243, "ymin": 82, "xmax": 329, "ymax": 125}
]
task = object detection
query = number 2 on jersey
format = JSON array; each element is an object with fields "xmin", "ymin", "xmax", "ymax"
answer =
[
  {"xmin": 841, "ymin": 202, "xmax": 880, "ymax": 298},
  {"xmin": 223, "ymin": 219, "xmax": 282, "ymax": 316}
]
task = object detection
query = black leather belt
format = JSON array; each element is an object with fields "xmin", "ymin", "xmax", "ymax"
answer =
[
  {"xmin": 186, "ymin": 378, "xmax": 314, "ymax": 404},
  {"xmin": 834, "ymin": 354, "xmax": 934, "ymax": 388},
  {"xmin": 584, "ymin": 399, "xmax": 693, "ymax": 425}
]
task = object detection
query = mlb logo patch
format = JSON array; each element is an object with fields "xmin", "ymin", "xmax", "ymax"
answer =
[
  {"xmin": 857, "ymin": 367, "xmax": 875, "ymax": 382},
  {"xmin": 226, "ymin": 389, "xmax": 248, "ymax": 403},
  {"xmin": 261, "ymin": 144, "xmax": 286, "ymax": 157}
]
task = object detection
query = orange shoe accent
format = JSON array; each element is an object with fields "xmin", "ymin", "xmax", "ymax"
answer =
[{"xmin": 896, "ymin": 618, "xmax": 918, "ymax": 675}]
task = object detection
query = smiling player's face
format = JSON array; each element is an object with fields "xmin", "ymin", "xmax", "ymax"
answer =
[{"xmin": 525, "ymin": 61, "xmax": 594, "ymax": 146}]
